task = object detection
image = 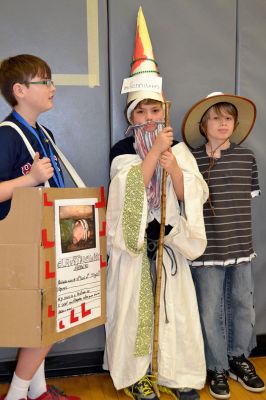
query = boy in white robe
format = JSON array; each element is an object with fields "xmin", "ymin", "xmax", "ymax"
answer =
[{"xmin": 103, "ymin": 7, "xmax": 209, "ymax": 400}]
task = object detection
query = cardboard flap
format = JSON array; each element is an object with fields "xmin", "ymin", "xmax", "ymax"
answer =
[
  {"xmin": 0, "ymin": 244, "xmax": 39, "ymax": 289},
  {"xmin": 0, "ymin": 289, "xmax": 42, "ymax": 347},
  {"xmin": 0, "ymin": 187, "xmax": 42, "ymax": 244}
]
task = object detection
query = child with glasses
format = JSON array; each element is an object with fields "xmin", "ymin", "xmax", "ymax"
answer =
[{"xmin": 0, "ymin": 54, "xmax": 79, "ymax": 400}]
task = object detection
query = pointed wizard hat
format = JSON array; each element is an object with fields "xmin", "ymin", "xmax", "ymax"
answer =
[{"xmin": 121, "ymin": 6, "xmax": 164, "ymax": 122}]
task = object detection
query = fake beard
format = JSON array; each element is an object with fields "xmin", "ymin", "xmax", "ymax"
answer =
[{"xmin": 125, "ymin": 121, "xmax": 165, "ymax": 210}]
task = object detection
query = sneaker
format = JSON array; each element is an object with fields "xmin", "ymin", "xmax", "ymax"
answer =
[
  {"xmin": 229, "ymin": 354, "xmax": 265, "ymax": 392},
  {"xmin": 172, "ymin": 388, "xmax": 199, "ymax": 400},
  {"xmin": 176, "ymin": 388, "xmax": 200, "ymax": 400},
  {"xmin": 27, "ymin": 385, "xmax": 80, "ymax": 400},
  {"xmin": 207, "ymin": 370, "xmax": 230, "ymax": 399},
  {"xmin": 124, "ymin": 375, "xmax": 159, "ymax": 399}
]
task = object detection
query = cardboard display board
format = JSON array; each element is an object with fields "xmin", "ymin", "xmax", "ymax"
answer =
[{"xmin": 0, "ymin": 187, "xmax": 106, "ymax": 347}]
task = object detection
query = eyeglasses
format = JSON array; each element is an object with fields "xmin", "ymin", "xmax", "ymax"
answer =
[{"xmin": 25, "ymin": 79, "xmax": 55, "ymax": 87}]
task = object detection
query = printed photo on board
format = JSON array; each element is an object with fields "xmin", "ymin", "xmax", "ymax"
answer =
[{"xmin": 59, "ymin": 204, "xmax": 96, "ymax": 253}]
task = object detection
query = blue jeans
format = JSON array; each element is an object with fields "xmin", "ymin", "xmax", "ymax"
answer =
[{"xmin": 191, "ymin": 262, "xmax": 256, "ymax": 371}]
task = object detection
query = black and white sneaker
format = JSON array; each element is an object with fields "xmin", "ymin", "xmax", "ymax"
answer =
[
  {"xmin": 175, "ymin": 388, "xmax": 200, "ymax": 400},
  {"xmin": 207, "ymin": 370, "xmax": 230, "ymax": 399},
  {"xmin": 229, "ymin": 354, "xmax": 265, "ymax": 392}
]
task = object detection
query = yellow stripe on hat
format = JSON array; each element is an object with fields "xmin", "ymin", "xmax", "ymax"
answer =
[
  {"xmin": 131, "ymin": 6, "xmax": 158, "ymax": 75},
  {"xmin": 137, "ymin": 6, "xmax": 153, "ymax": 56}
]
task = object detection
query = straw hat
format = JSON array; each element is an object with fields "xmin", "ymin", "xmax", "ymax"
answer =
[
  {"xmin": 121, "ymin": 6, "xmax": 164, "ymax": 122},
  {"xmin": 182, "ymin": 92, "xmax": 256, "ymax": 149}
]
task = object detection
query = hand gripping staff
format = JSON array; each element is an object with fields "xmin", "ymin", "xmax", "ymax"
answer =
[{"xmin": 152, "ymin": 101, "xmax": 171, "ymax": 397}]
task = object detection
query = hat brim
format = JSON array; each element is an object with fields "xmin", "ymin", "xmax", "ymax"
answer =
[{"xmin": 182, "ymin": 94, "xmax": 256, "ymax": 149}]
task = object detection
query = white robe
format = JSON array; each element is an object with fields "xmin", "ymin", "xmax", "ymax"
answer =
[{"xmin": 103, "ymin": 142, "xmax": 209, "ymax": 390}]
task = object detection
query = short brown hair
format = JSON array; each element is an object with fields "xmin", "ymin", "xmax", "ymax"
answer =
[
  {"xmin": 0, "ymin": 54, "xmax": 51, "ymax": 107},
  {"xmin": 200, "ymin": 102, "xmax": 238, "ymax": 139},
  {"xmin": 125, "ymin": 98, "xmax": 163, "ymax": 122}
]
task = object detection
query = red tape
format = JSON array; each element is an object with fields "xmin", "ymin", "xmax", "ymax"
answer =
[
  {"xmin": 99, "ymin": 221, "xmax": 106, "ymax": 237},
  {"xmin": 42, "ymin": 229, "xmax": 55, "ymax": 248},
  {"xmin": 43, "ymin": 192, "xmax": 53, "ymax": 206},
  {"xmin": 59, "ymin": 320, "xmax": 65, "ymax": 330},
  {"xmin": 47, "ymin": 305, "xmax": 55, "ymax": 318},
  {"xmin": 70, "ymin": 309, "xmax": 79, "ymax": 323},
  {"xmin": 81, "ymin": 302, "xmax": 91, "ymax": 317},
  {"xmin": 45, "ymin": 261, "xmax": 55, "ymax": 279},
  {"xmin": 100, "ymin": 255, "xmax": 107, "ymax": 268},
  {"xmin": 95, "ymin": 186, "xmax": 105, "ymax": 208}
]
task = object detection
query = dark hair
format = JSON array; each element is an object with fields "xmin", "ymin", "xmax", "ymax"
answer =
[
  {"xmin": 199, "ymin": 102, "xmax": 238, "ymax": 139},
  {"xmin": 0, "ymin": 54, "xmax": 51, "ymax": 107}
]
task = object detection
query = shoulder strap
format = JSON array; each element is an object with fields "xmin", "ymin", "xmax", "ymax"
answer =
[
  {"xmin": 0, "ymin": 121, "xmax": 86, "ymax": 188},
  {"xmin": 0, "ymin": 121, "xmax": 36, "ymax": 158},
  {"xmin": 40, "ymin": 125, "xmax": 86, "ymax": 188}
]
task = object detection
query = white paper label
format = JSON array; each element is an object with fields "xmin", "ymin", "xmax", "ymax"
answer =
[{"xmin": 121, "ymin": 75, "xmax": 162, "ymax": 94}]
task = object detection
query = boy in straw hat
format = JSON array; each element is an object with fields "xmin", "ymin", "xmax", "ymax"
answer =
[
  {"xmin": 182, "ymin": 92, "xmax": 265, "ymax": 399},
  {"xmin": 103, "ymin": 7, "xmax": 209, "ymax": 400}
]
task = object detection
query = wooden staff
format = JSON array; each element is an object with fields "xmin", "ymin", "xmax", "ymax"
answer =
[{"xmin": 152, "ymin": 100, "xmax": 171, "ymax": 397}]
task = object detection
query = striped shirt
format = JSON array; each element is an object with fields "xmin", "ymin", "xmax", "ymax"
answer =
[{"xmin": 191, "ymin": 143, "xmax": 260, "ymax": 266}]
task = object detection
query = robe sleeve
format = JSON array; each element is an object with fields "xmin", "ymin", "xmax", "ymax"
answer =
[{"xmin": 165, "ymin": 142, "xmax": 209, "ymax": 260}]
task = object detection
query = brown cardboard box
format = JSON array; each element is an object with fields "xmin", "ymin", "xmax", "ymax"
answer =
[{"xmin": 0, "ymin": 187, "xmax": 106, "ymax": 347}]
